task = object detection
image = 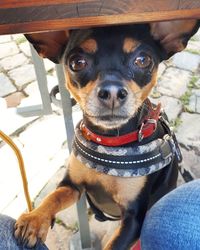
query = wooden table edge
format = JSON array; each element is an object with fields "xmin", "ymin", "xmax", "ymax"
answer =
[{"xmin": 0, "ymin": 8, "xmax": 200, "ymax": 35}]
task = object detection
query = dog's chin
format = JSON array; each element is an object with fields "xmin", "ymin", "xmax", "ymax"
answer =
[{"xmin": 87, "ymin": 115, "xmax": 130, "ymax": 130}]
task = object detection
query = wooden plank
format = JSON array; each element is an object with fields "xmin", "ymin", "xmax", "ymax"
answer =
[
  {"xmin": 0, "ymin": 0, "xmax": 200, "ymax": 24},
  {"xmin": 0, "ymin": 9, "xmax": 199, "ymax": 35},
  {"xmin": 0, "ymin": 0, "xmax": 94, "ymax": 9},
  {"xmin": 1, "ymin": 0, "xmax": 198, "ymax": 10},
  {"xmin": 0, "ymin": 0, "xmax": 199, "ymax": 35},
  {"xmin": 1, "ymin": 0, "xmax": 200, "ymax": 25},
  {"xmin": 0, "ymin": 0, "xmax": 181, "ymax": 26},
  {"xmin": 180, "ymin": 0, "xmax": 200, "ymax": 9},
  {"xmin": 2, "ymin": 0, "xmax": 200, "ymax": 11},
  {"xmin": 1, "ymin": 1, "xmax": 199, "ymax": 25}
]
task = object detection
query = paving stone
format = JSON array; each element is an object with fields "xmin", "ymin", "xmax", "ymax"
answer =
[
  {"xmin": 8, "ymin": 64, "xmax": 36, "ymax": 88},
  {"xmin": 157, "ymin": 62, "xmax": 167, "ymax": 79},
  {"xmin": 18, "ymin": 115, "xmax": 67, "ymax": 158},
  {"xmin": 44, "ymin": 58, "xmax": 55, "ymax": 72},
  {"xmin": 4, "ymin": 92, "xmax": 26, "ymax": 108},
  {"xmin": 196, "ymin": 78, "xmax": 200, "ymax": 88},
  {"xmin": 24, "ymin": 75, "xmax": 58, "ymax": 96},
  {"xmin": 19, "ymin": 41, "xmax": 31, "ymax": 57},
  {"xmin": 21, "ymin": 75, "xmax": 58, "ymax": 107},
  {"xmin": 0, "ymin": 139, "xmax": 26, "ymax": 214},
  {"xmin": 11, "ymin": 34, "xmax": 26, "ymax": 44},
  {"xmin": 186, "ymin": 41, "xmax": 200, "ymax": 55},
  {"xmin": 1, "ymin": 191, "xmax": 30, "ymax": 219},
  {"xmin": 90, "ymin": 216, "xmax": 119, "ymax": 248},
  {"xmin": 172, "ymin": 51, "xmax": 200, "ymax": 72},
  {"xmin": 11, "ymin": 34, "xmax": 23, "ymax": 40},
  {"xmin": 0, "ymin": 106, "xmax": 38, "ymax": 137},
  {"xmin": 1, "ymin": 149, "xmax": 67, "ymax": 218},
  {"xmin": 151, "ymin": 95, "xmax": 182, "ymax": 122},
  {"xmin": 188, "ymin": 89, "xmax": 200, "ymax": 113},
  {"xmin": 56, "ymin": 205, "xmax": 78, "ymax": 230},
  {"xmin": 34, "ymin": 166, "xmax": 66, "ymax": 206},
  {"xmin": 0, "ymin": 97, "xmax": 7, "ymax": 109},
  {"xmin": 0, "ymin": 53, "xmax": 29, "ymax": 71},
  {"xmin": 46, "ymin": 223, "xmax": 73, "ymax": 250},
  {"xmin": 1, "ymin": 114, "xmax": 69, "ymax": 217},
  {"xmin": 176, "ymin": 112, "xmax": 200, "ymax": 151},
  {"xmin": 0, "ymin": 35, "xmax": 11, "ymax": 43},
  {"xmin": 180, "ymin": 147, "xmax": 200, "ymax": 179},
  {"xmin": 47, "ymin": 75, "xmax": 58, "ymax": 91},
  {"xmin": 192, "ymin": 29, "xmax": 200, "ymax": 41},
  {"xmin": 0, "ymin": 72, "xmax": 16, "ymax": 97},
  {"xmin": 0, "ymin": 42, "xmax": 19, "ymax": 59},
  {"xmin": 17, "ymin": 115, "xmax": 68, "ymax": 197},
  {"xmin": 21, "ymin": 81, "xmax": 43, "ymax": 106},
  {"xmin": 157, "ymin": 67, "xmax": 191, "ymax": 98},
  {"xmin": 69, "ymin": 231, "xmax": 101, "ymax": 250}
]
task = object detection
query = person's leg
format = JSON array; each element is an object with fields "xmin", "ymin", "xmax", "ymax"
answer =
[
  {"xmin": 0, "ymin": 214, "xmax": 48, "ymax": 250},
  {"xmin": 141, "ymin": 179, "xmax": 200, "ymax": 250}
]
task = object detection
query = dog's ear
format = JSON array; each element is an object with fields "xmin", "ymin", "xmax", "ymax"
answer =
[
  {"xmin": 25, "ymin": 30, "xmax": 69, "ymax": 63},
  {"xmin": 150, "ymin": 19, "xmax": 199, "ymax": 59}
]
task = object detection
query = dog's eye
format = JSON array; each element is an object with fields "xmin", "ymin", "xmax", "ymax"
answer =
[
  {"xmin": 134, "ymin": 54, "xmax": 152, "ymax": 68},
  {"xmin": 69, "ymin": 55, "xmax": 87, "ymax": 72}
]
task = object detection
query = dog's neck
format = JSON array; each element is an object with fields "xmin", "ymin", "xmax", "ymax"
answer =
[{"xmin": 83, "ymin": 102, "xmax": 148, "ymax": 137}]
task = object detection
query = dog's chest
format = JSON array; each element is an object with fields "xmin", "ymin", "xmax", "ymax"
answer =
[
  {"xmin": 86, "ymin": 183, "xmax": 122, "ymax": 217},
  {"xmin": 68, "ymin": 153, "xmax": 147, "ymax": 213}
]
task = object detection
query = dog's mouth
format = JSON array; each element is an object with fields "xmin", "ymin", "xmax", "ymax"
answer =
[
  {"xmin": 85, "ymin": 113, "xmax": 131, "ymax": 129},
  {"xmin": 96, "ymin": 115, "xmax": 128, "ymax": 120}
]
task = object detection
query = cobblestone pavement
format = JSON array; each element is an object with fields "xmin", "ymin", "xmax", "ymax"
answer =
[{"xmin": 0, "ymin": 31, "xmax": 200, "ymax": 249}]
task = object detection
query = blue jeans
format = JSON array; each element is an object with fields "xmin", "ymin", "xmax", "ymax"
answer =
[
  {"xmin": 141, "ymin": 179, "xmax": 200, "ymax": 250},
  {"xmin": 0, "ymin": 214, "xmax": 48, "ymax": 250}
]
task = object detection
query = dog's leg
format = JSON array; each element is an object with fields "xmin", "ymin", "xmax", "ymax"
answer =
[
  {"xmin": 14, "ymin": 186, "xmax": 80, "ymax": 248},
  {"xmin": 103, "ymin": 216, "xmax": 140, "ymax": 250},
  {"xmin": 103, "ymin": 203, "xmax": 147, "ymax": 250}
]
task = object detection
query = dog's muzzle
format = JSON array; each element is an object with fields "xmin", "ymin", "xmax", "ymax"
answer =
[{"xmin": 97, "ymin": 81, "xmax": 128, "ymax": 109}]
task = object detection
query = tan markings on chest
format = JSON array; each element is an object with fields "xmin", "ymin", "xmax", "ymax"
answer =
[{"xmin": 68, "ymin": 153, "xmax": 147, "ymax": 208}]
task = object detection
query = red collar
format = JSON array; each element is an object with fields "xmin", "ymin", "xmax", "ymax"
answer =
[{"xmin": 80, "ymin": 100, "xmax": 161, "ymax": 147}]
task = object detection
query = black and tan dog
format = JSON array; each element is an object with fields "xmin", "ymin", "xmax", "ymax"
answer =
[{"xmin": 15, "ymin": 20, "xmax": 199, "ymax": 250}]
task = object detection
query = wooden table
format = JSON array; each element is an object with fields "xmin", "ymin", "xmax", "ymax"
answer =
[{"xmin": 0, "ymin": 0, "xmax": 200, "ymax": 35}]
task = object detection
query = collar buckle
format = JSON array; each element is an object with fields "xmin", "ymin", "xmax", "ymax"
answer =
[
  {"xmin": 147, "ymin": 118, "xmax": 157, "ymax": 131},
  {"xmin": 138, "ymin": 119, "xmax": 157, "ymax": 142}
]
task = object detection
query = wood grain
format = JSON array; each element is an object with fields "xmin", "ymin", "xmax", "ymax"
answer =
[
  {"xmin": 180, "ymin": 0, "xmax": 200, "ymax": 9},
  {"xmin": 0, "ymin": 9, "xmax": 199, "ymax": 35},
  {"xmin": 0, "ymin": 0, "xmax": 199, "ymax": 35},
  {"xmin": 0, "ymin": 0, "xmax": 93, "ymax": 9}
]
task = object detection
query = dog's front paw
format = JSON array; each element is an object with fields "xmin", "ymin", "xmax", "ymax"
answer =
[{"xmin": 14, "ymin": 210, "xmax": 53, "ymax": 248}]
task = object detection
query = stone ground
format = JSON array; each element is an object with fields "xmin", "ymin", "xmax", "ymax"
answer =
[{"xmin": 0, "ymin": 31, "xmax": 200, "ymax": 249}]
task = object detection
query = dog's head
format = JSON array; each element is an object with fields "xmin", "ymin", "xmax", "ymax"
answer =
[{"xmin": 26, "ymin": 20, "xmax": 199, "ymax": 130}]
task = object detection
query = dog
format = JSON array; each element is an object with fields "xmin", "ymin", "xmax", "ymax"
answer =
[{"xmin": 14, "ymin": 20, "xmax": 199, "ymax": 250}]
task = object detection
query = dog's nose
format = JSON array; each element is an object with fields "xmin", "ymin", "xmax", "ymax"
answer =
[{"xmin": 97, "ymin": 84, "xmax": 128, "ymax": 109}]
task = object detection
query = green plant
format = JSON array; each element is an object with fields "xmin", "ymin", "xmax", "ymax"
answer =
[
  {"xmin": 180, "ymin": 91, "xmax": 191, "ymax": 106},
  {"xmin": 15, "ymin": 36, "xmax": 26, "ymax": 45},
  {"xmin": 55, "ymin": 218, "xmax": 79, "ymax": 233},
  {"xmin": 185, "ymin": 48, "xmax": 200, "ymax": 55},
  {"xmin": 188, "ymin": 76, "xmax": 200, "ymax": 89},
  {"xmin": 170, "ymin": 117, "xmax": 182, "ymax": 132}
]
